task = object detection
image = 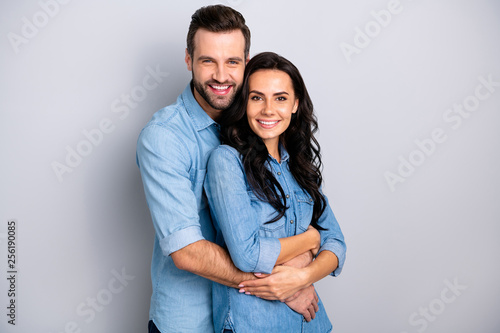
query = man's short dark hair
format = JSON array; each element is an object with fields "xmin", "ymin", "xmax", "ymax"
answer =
[{"xmin": 187, "ymin": 5, "xmax": 251, "ymax": 59}]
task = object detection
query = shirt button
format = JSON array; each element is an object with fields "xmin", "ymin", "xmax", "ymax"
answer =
[
  {"xmin": 286, "ymin": 194, "xmax": 290, "ymax": 198},
  {"xmin": 309, "ymin": 198, "xmax": 313, "ymax": 202},
  {"xmin": 277, "ymin": 172, "xmax": 281, "ymax": 175},
  {"xmin": 290, "ymin": 220, "xmax": 294, "ymax": 224}
]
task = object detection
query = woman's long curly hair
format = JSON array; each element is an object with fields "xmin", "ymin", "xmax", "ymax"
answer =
[{"xmin": 220, "ymin": 52, "xmax": 326, "ymax": 228}]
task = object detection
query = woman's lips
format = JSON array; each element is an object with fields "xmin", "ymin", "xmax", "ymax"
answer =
[{"xmin": 257, "ymin": 119, "xmax": 280, "ymax": 129}]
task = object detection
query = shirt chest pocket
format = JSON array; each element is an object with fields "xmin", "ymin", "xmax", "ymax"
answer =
[
  {"xmin": 247, "ymin": 191, "xmax": 286, "ymax": 238},
  {"xmin": 295, "ymin": 190, "xmax": 314, "ymax": 232}
]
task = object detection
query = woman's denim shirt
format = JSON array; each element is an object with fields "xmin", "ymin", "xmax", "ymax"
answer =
[{"xmin": 205, "ymin": 144, "xmax": 346, "ymax": 333}]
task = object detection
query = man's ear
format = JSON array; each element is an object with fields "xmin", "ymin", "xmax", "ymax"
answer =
[
  {"xmin": 246, "ymin": 56, "xmax": 250, "ymax": 64},
  {"xmin": 185, "ymin": 49, "xmax": 193, "ymax": 71}
]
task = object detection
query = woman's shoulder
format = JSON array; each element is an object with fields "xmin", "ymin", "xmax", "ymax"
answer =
[{"xmin": 208, "ymin": 144, "xmax": 244, "ymax": 168}]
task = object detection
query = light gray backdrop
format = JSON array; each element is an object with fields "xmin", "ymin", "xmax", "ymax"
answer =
[{"xmin": 1, "ymin": 0, "xmax": 499, "ymax": 332}]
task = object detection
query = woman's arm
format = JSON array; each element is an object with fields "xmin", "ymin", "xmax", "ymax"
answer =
[
  {"xmin": 205, "ymin": 146, "xmax": 319, "ymax": 273},
  {"xmin": 275, "ymin": 226, "xmax": 320, "ymax": 265},
  {"xmin": 238, "ymin": 191, "xmax": 346, "ymax": 300}
]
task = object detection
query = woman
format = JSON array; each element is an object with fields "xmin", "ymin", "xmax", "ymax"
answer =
[{"xmin": 205, "ymin": 52, "xmax": 346, "ymax": 333}]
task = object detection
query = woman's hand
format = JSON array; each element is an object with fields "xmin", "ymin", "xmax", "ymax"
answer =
[{"xmin": 238, "ymin": 265, "xmax": 310, "ymax": 301}]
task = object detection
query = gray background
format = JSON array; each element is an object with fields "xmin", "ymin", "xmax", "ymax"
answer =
[{"xmin": 1, "ymin": 0, "xmax": 499, "ymax": 332}]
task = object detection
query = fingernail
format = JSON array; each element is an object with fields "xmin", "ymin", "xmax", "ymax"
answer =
[
  {"xmin": 254, "ymin": 273, "xmax": 262, "ymax": 276},
  {"xmin": 238, "ymin": 284, "xmax": 244, "ymax": 288},
  {"xmin": 245, "ymin": 292, "xmax": 251, "ymax": 295},
  {"xmin": 239, "ymin": 289, "xmax": 245, "ymax": 293}
]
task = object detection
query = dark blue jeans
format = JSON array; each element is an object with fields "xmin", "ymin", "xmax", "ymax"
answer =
[
  {"xmin": 148, "ymin": 320, "xmax": 160, "ymax": 333},
  {"xmin": 148, "ymin": 321, "xmax": 232, "ymax": 333}
]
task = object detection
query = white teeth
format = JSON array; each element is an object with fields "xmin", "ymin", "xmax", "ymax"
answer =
[
  {"xmin": 258, "ymin": 120, "xmax": 279, "ymax": 125},
  {"xmin": 211, "ymin": 85, "xmax": 230, "ymax": 90}
]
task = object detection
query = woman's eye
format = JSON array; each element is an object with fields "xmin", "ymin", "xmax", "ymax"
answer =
[
  {"xmin": 276, "ymin": 96, "xmax": 287, "ymax": 101},
  {"xmin": 250, "ymin": 96, "xmax": 262, "ymax": 101}
]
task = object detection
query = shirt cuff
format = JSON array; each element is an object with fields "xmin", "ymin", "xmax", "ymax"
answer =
[
  {"xmin": 254, "ymin": 237, "xmax": 281, "ymax": 274},
  {"xmin": 318, "ymin": 241, "xmax": 346, "ymax": 277},
  {"xmin": 160, "ymin": 225, "xmax": 205, "ymax": 256}
]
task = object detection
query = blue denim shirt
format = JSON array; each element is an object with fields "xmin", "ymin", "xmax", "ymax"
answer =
[
  {"xmin": 205, "ymin": 145, "xmax": 346, "ymax": 333},
  {"xmin": 136, "ymin": 83, "xmax": 220, "ymax": 333}
]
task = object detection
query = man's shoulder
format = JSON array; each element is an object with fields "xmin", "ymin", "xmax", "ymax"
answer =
[{"xmin": 145, "ymin": 97, "xmax": 190, "ymax": 132}]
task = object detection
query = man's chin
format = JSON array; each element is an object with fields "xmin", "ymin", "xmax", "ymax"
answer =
[{"xmin": 207, "ymin": 95, "xmax": 235, "ymax": 111}]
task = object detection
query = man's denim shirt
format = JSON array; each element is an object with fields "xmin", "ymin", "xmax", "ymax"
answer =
[
  {"xmin": 205, "ymin": 145, "xmax": 346, "ymax": 333},
  {"xmin": 136, "ymin": 83, "xmax": 220, "ymax": 333}
]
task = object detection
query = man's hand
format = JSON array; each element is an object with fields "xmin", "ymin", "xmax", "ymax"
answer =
[
  {"xmin": 284, "ymin": 285, "xmax": 319, "ymax": 322},
  {"xmin": 281, "ymin": 249, "xmax": 318, "ymax": 321}
]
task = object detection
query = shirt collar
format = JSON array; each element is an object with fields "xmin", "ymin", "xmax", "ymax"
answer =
[
  {"xmin": 268, "ymin": 142, "xmax": 289, "ymax": 164},
  {"xmin": 181, "ymin": 82, "xmax": 218, "ymax": 131}
]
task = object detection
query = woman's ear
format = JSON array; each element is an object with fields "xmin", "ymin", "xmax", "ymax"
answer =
[{"xmin": 292, "ymin": 99, "xmax": 299, "ymax": 114}]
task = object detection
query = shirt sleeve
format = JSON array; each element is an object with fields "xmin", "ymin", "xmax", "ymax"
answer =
[
  {"xmin": 205, "ymin": 146, "xmax": 281, "ymax": 274},
  {"xmin": 316, "ymin": 192, "xmax": 347, "ymax": 277},
  {"xmin": 136, "ymin": 123, "xmax": 204, "ymax": 257}
]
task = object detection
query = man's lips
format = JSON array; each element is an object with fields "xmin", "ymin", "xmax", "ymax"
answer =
[
  {"xmin": 208, "ymin": 84, "xmax": 232, "ymax": 96},
  {"xmin": 257, "ymin": 119, "xmax": 280, "ymax": 129}
]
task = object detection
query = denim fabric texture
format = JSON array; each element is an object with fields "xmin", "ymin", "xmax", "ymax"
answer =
[
  {"xmin": 137, "ymin": 83, "xmax": 220, "ymax": 333},
  {"xmin": 205, "ymin": 145, "xmax": 346, "ymax": 333}
]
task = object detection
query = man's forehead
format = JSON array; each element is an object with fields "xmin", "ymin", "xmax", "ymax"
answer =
[{"xmin": 193, "ymin": 29, "xmax": 246, "ymax": 58}]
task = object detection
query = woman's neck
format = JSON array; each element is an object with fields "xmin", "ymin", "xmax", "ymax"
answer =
[{"xmin": 264, "ymin": 139, "xmax": 280, "ymax": 163}]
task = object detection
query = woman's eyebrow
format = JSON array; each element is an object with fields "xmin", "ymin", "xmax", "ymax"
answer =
[{"xmin": 249, "ymin": 90, "xmax": 290, "ymax": 96}]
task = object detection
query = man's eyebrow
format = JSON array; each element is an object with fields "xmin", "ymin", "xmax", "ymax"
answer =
[
  {"xmin": 197, "ymin": 56, "xmax": 244, "ymax": 62},
  {"xmin": 197, "ymin": 55, "xmax": 215, "ymax": 61}
]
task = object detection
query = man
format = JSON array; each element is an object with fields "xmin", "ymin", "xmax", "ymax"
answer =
[{"xmin": 137, "ymin": 5, "xmax": 320, "ymax": 333}]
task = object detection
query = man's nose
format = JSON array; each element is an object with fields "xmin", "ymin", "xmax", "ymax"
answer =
[{"xmin": 213, "ymin": 64, "xmax": 229, "ymax": 83}]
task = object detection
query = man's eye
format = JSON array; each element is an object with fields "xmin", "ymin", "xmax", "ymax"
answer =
[
  {"xmin": 202, "ymin": 60, "xmax": 213, "ymax": 63},
  {"xmin": 229, "ymin": 61, "xmax": 239, "ymax": 65}
]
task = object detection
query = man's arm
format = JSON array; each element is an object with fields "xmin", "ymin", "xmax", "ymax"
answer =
[
  {"xmin": 137, "ymin": 125, "xmax": 254, "ymax": 287},
  {"xmin": 171, "ymin": 239, "xmax": 254, "ymax": 288}
]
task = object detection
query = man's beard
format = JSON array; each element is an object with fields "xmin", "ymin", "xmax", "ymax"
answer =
[{"xmin": 192, "ymin": 76, "xmax": 240, "ymax": 111}]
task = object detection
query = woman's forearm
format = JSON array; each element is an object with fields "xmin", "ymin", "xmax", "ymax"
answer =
[
  {"xmin": 276, "ymin": 228, "xmax": 320, "ymax": 265},
  {"xmin": 302, "ymin": 250, "xmax": 339, "ymax": 286}
]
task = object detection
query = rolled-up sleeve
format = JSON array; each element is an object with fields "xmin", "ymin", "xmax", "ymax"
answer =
[
  {"xmin": 136, "ymin": 124, "xmax": 204, "ymax": 256},
  {"xmin": 205, "ymin": 147, "xmax": 281, "ymax": 274},
  {"xmin": 317, "ymin": 193, "xmax": 347, "ymax": 277}
]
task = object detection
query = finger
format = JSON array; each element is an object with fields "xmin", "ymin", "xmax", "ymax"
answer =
[
  {"xmin": 312, "ymin": 298, "xmax": 319, "ymax": 313},
  {"xmin": 309, "ymin": 305, "xmax": 316, "ymax": 320},
  {"xmin": 302, "ymin": 308, "xmax": 312, "ymax": 322},
  {"xmin": 238, "ymin": 278, "xmax": 271, "ymax": 288},
  {"xmin": 253, "ymin": 272, "xmax": 270, "ymax": 278}
]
